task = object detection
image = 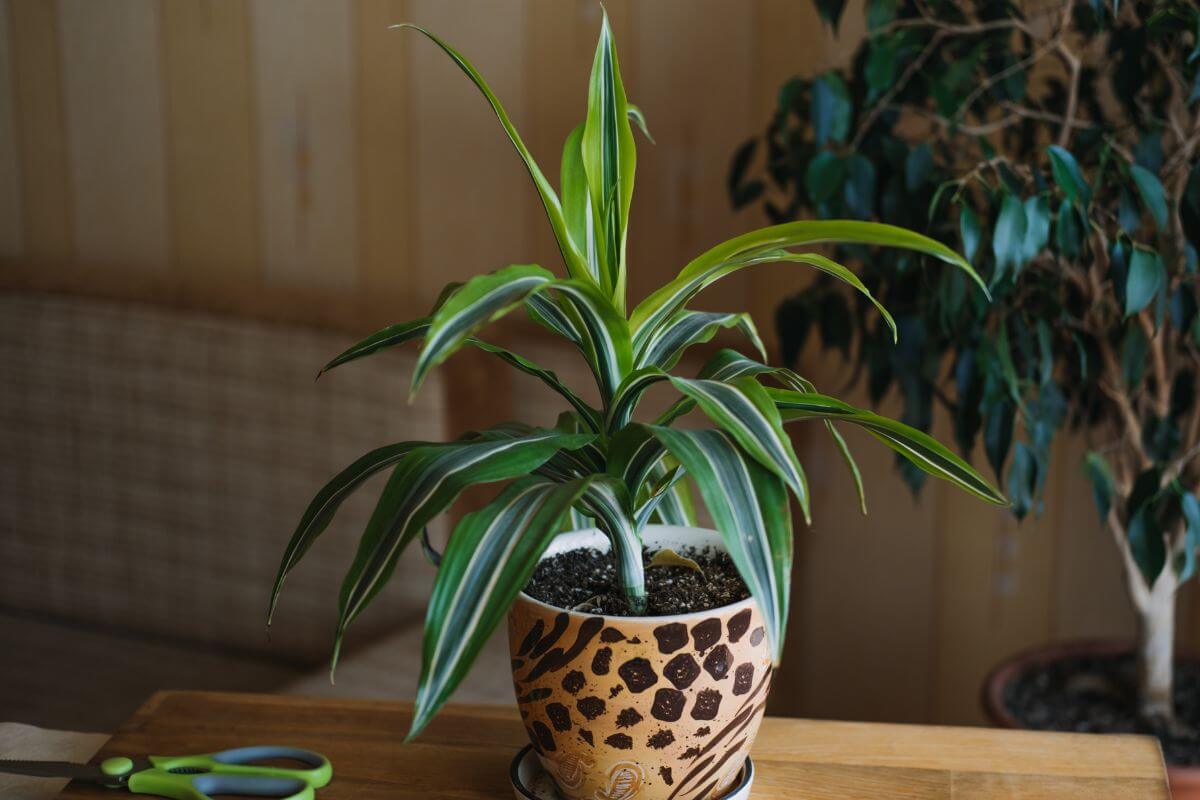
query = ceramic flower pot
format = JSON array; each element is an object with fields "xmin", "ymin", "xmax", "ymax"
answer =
[
  {"xmin": 982, "ymin": 639, "xmax": 1200, "ymax": 800},
  {"xmin": 507, "ymin": 525, "xmax": 772, "ymax": 800}
]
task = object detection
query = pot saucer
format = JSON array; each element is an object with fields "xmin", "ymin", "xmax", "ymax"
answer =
[{"xmin": 510, "ymin": 744, "xmax": 755, "ymax": 800}]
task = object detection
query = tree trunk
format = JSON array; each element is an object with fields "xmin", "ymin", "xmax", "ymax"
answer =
[{"xmin": 1135, "ymin": 568, "xmax": 1178, "ymax": 722}]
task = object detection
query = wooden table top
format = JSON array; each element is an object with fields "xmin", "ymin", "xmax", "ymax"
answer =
[{"xmin": 56, "ymin": 690, "xmax": 1169, "ymax": 799}]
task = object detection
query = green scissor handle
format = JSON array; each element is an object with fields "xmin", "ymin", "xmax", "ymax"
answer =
[{"xmin": 120, "ymin": 746, "xmax": 332, "ymax": 800}]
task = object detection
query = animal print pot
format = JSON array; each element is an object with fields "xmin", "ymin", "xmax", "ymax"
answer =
[{"xmin": 507, "ymin": 526, "xmax": 773, "ymax": 800}]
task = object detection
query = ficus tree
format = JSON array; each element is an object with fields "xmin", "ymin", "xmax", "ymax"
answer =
[
  {"xmin": 267, "ymin": 14, "xmax": 1004, "ymax": 739},
  {"xmin": 731, "ymin": 0, "xmax": 1200, "ymax": 723}
]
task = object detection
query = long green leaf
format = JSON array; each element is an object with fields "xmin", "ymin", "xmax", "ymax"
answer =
[
  {"xmin": 607, "ymin": 367, "xmax": 671, "ymax": 432},
  {"xmin": 654, "ymin": 348, "xmax": 813, "ymax": 426},
  {"xmin": 395, "ymin": 25, "xmax": 589, "ymax": 283},
  {"xmin": 769, "ymin": 388, "xmax": 1007, "ymax": 505},
  {"xmin": 649, "ymin": 468, "xmax": 698, "ymax": 526},
  {"xmin": 669, "ymin": 376, "xmax": 811, "ymax": 522},
  {"xmin": 543, "ymin": 279, "xmax": 633, "ymax": 402},
  {"xmin": 412, "ymin": 475, "xmax": 593, "ymax": 739},
  {"xmin": 320, "ymin": 317, "xmax": 601, "ymax": 431},
  {"xmin": 631, "ymin": 220, "xmax": 983, "ymax": 350},
  {"xmin": 561, "ymin": 123, "xmax": 600, "ymax": 284},
  {"xmin": 648, "ymin": 427, "xmax": 791, "ymax": 661},
  {"xmin": 412, "ymin": 265, "xmax": 554, "ymax": 396},
  {"xmin": 636, "ymin": 310, "xmax": 768, "ymax": 370},
  {"xmin": 581, "ymin": 10, "xmax": 636, "ymax": 312},
  {"xmin": 826, "ymin": 423, "xmax": 867, "ymax": 515},
  {"xmin": 267, "ymin": 441, "xmax": 423, "ymax": 626},
  {"xmin": 332, "ymin": 430, "xmax": 595, "ymax": 671}
]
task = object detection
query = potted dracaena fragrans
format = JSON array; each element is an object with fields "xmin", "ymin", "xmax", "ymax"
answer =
[
  {"xmin": 268, "ymin": 15, "xmax": 1003, "ymax": 800},
  {"xmin": 730, "ymin": 0, "xmax": 1200, "ymax": 792}
]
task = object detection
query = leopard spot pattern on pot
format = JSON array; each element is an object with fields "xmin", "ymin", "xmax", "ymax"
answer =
[{"xmin": 509, "ymin": 595, "xmax": 771, "ymax": 800}]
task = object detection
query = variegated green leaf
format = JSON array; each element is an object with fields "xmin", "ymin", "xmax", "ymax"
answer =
[
  {"xmin": 636, "ymin": 310, "xmax": 767, "ymax": 370},
  {"xmin": 320, "ymin": 316, "xmax": 601, "ymax": 431},
  {"xmin": 768, "ymin": 388, "xmax": 1007, "ymax": 505},
  {"xmin": 607, "ymin": 424, "xmax": 669, "ymax": 492},
  {"xmin": 607, "ymin": 367, "xmax": 671, "ymax": 432},
  {"xmin": 412, "ymin": 265, "xmax": 554, "ymax": 396},
  {"xmin": 669, "ymin": 376, "xmax": 811, "ymax": 522},
  {"xmin": 631, "ymin": 220, "xmax": 983, "ymax": 351},
  {"xmin": 268, "ymin": 440, "xmax": 423, "ymax": 626},
  {"xmin": 319, "ymin": 318, "xmax": 430, "ymax": 374},
  {"xmin": 627, "ymin": 104, "xmax": 653, "ymax": 142},
  {"xmin": 581, "ymin": 10, "xmax": 636, "ymax": 312},
  {"xmin": 332, "ymin": 430, "xmax": 596, "ymax": 671},
  {"xmin": 655, "ymin": 348, "xmax": 814, "ymax": 426},
  {"xmin": 651, "ymin": 469, "xmax": 698, "ymax": 526},
  {"xmin": 561, "ymin": 123, "xmax": 600, "ymax": 284},
  {"xmin": 543, "ymin": 279, "xmax": 632, "ymax": 402},
  {"xmin": 648, "ymin": 427, "xmax": 791, "ymax": 661},
  {"xmin": 395, "ymin": 25, "xmax": 589, "ymax": 283},
  {"xmin": 579, "ymin": 476, "xmax": 644, "ymax": 610},
  {"xmin": 411, "ymin": 475, "xmax": 593, "ymax": 738},
  {"xmin": 827, "ymin": 423, "xmax": 867, "ymax": 515}
]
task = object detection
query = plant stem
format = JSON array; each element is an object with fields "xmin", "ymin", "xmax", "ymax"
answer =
[{"xmin": 613, "ymin": 539, "xmax": 647, "ymax": 612}]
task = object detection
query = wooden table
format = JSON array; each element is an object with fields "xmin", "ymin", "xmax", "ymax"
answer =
[{"xmin": 56, "ymin": 690, "xmax": 1169, "ymax": 799}]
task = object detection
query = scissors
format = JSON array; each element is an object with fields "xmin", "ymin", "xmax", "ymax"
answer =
[{"xmin": 0, "ymin": 745, "xmax": 332, "ymax": 800}]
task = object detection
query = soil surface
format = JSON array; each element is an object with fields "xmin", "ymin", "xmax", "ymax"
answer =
[
  {"xmin": 523, "ymin": 546, "xmax": 750, "ymax": 616},
  {"xmin": 1003, "ymin": 653, "xmax": 1200, "ymax": 766}
]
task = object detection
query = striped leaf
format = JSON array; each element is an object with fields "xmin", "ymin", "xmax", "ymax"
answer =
[
  {"xmin": 768, "ymin": 388, "xmax": 1008, "ymax": 505},
  {"xmin": 320, "ymin": 317, "xmax": 601, "ymax": 431},
  {"xmin": 581, "ymin": 10, "xmax": 637, "ymax": 312},
  {"xmin": 607, "ymin": 367, "xmax": 671, "ymax": 432},
  {"xmin": 669, "ymin": 376, "xmax": 811, "ymax": 522},
  {"xmin": 647, "ymin": 465, "xmax": 698, "ymax": 527},
  {"xmin": 331, "ymin": 430, "xmax": 596, "ymax": 671},
  {"xmin": 631, "ymin": 220, "xmax": 984, "ymax": 351},
  {"xmin": 412, "ymin": 265, "xmax": 554, "ymax": 396},
  {"xmin": 606, "ymin": 424, "xmax": 668, "ymax": 492},
  {"xmin": 561, "ymin": 123, "xmax": 600, "ymax": 285},
  {"xmin": 395, "ymin": 25, "xmax": 589, "ymax": 284},
  {"xmin": 648, "ymin": 427, "xmax": 791, "ymax": 661},
  {"xmin": 543, "ymin": 279, "xmax": 632, "ymax": 402},
  {"xmin": 267, "ymin": 441, "xmax": 423, "ymax": 626},
  {"xmin": 682, "ymin": 350, "xmax": 867, "ymax": 514},
  {"xmin": 579, "ymin": 476, "xmax": 644, "ymax": 610},
  {"xmin": 627, "ymin": 104, "xmax": 653, "ymax": 142},
  {"xmin": 412, "ymin": 475, "xmax": 593, "ymax": 738},
  {"xmin": 827, "ymin": 423, "xmax": 867, "ymax": 515},
  {"xmin": 636, "ymin": 310, "xmax": 767, "ymax": 370}
]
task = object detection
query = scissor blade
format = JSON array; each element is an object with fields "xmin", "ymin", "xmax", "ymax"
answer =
[{"xmin": 0, "ymin": 759, "xmax": 107, "ymax": 781}]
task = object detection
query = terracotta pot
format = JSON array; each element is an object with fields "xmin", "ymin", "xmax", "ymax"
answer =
[
  {"xmin": 507, "ymin": 526, "xmax": 772, "ymax": 800},
  {"xmin": 982, "ymin": 639, "xmax": 1200, "ymax": 799}
]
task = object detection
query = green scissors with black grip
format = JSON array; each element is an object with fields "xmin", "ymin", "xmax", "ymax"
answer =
[{"xmin": 0, "ymin": 745, "xmax": 332, "ymax": 799}]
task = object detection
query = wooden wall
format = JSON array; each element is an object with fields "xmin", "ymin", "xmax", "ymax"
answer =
[{"xmin": 1, "ymin": 0, "xmax": 1196, "ymax": 725}]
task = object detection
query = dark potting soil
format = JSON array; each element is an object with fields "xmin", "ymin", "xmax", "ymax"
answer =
[
  {"xmin": 523, "ymin": 546, "xmax": 750, "ymax": 616},
  {"xmin": 1004, "ymin": 653, "xmax": 1200, "ymax": 766}
]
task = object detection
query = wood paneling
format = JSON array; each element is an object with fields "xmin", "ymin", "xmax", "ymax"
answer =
[
  {"xmin": 160, "ymin": 0, "xmax": 259, "ymax": 279},
  {"xmin": 356, "ymin": 0, "xmax": 411, "ymax": 295},
  {"xmin": 627, "ymin": 0, "xmax": 756, "ymax": 311},
  {"xmin": 250, "ymin": 0, "xmax": 358, "ymax": 289},
  {"xmin": 58, "ymin": 0, "xmax": 170, "ymax": 270},
  {"xmin": 0, "ymin": 4, "xmax": 21, "ymax": 258},
  {"xmin": 408, "ymin": 0, "xmax": 529, "ymax": 297},
  {"xmin": 7, "ymin": 0, "xmax": 72, "ymax": 263}
]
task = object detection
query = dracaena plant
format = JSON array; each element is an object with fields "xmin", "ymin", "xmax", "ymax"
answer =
[
  {"xmin": 732, "ymin": 0, "xmax": 1200, "ymax": 723},
  {"xmin": 266, "ymin": 14, "xmax": 1005, "ymax": 739}
]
